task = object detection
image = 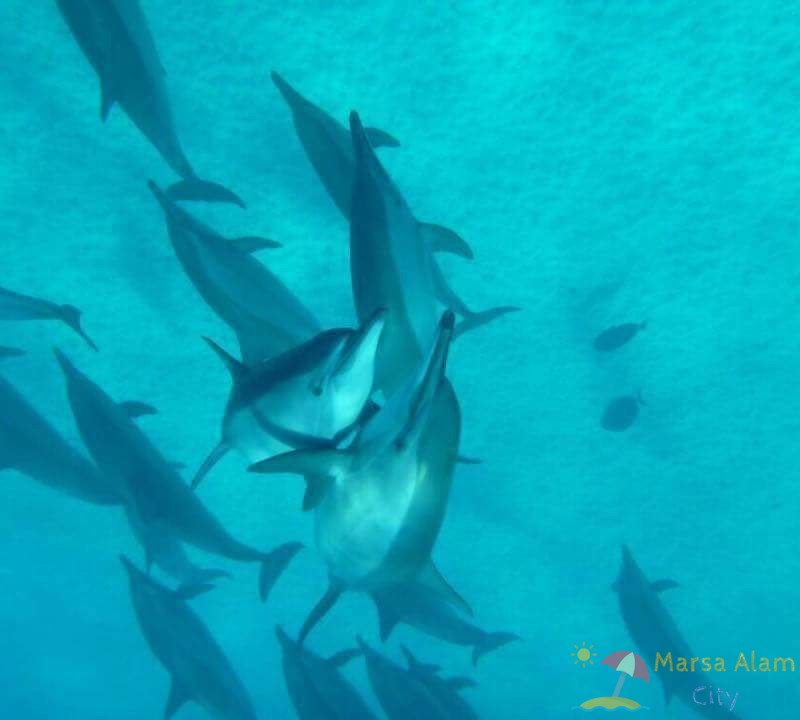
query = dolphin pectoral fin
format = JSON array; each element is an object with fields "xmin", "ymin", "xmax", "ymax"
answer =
[
  {"xmin": 191, "ymin": 442, "xmax": 230, "ymax": 490},
  {"xmin": 454, "ymin": 305, "xmax": 521, "ymax": 340},
  {"xmin": 299, "ymin": 583, "xmax": 341, "ymax": 646},
  {"xmin": 651, "ymin": 578, "xmax": 680, "ymax": 593},
  {"xmin": 249, "ymin": 448, "xmax": 351, "ymax": 480},
  {"xmin": 371, "ymin": 594, "xmax": 400, "ymax": 641},
  {"xmin": 401, "ymin": 646, "xmax": 441, "ymax": 676},
  {"xmin": 326, "ymin": 648, "xmax": 363, "ymax": 668},
  {"xmin": 259, "ymin": 542, "xmax": 303, "ymax": 603},
  {"xmin": 364, "ymin": 126, "xmax": 401, "ymax": 148},
  {"xmin": 118, "ymin": 401, "xmax": 158, "ymax": 419},
  {"xmin": 419, "ymin": 223, "xmax": 474, "ymax": 260},
  {"xmin": 457, "ymin": 454, "xmax": 482, "ymax": 465},
  {"xmin": 416, "ymin": 560, "xmax": 473, "ymax": 617},
  {"xmin": 229, "ymin": 236, "xmax": 282, "ymax": 253},
  {"xmin": 0, "ymin": 347, "xmax": 24, "ymax": 360},
  {"xmin": 164, "ymin": 677, "xmax": 191, "ymax": 720},
  {"xmin": 472, "ymin": 631, "xmax": 520, "ymax": 666},
  {"xmin": 166, "ymin": 178, "xmax": 245, "ymax": 208}
]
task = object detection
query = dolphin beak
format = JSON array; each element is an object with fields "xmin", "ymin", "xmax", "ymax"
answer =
[
  {"xmin": 271, "ymin": 71, "xmax": 307, "ymax": 109},
  {"xmin": 334, "ymin": 308, "xmax": 387, "ymax": 378},
  {"xmin": 73, "ymin": 325, "xmax": 98, "ymax": 352},
  {"xmin": 119, "ymin": 554, "xmax": 138, "ymax": 579},
  {"xmin": 147, "ymin": 180, "xmax": 172, "ymax": 214},
  {"xmin": 53, "ymin": 347, "xmax": 76, "ymax": 377}
]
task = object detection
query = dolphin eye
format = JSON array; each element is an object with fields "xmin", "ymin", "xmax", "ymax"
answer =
[{"xmin": 311, "ymin": 384, "xmax": 323, "ymax": 397}]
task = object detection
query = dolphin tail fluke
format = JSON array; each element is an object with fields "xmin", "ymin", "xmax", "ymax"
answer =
[
  {"xmin": 416, "ymin": 560, "xmax": 473, "ymax": 617},
  {"xmin": 371, "ymin": 593, "xmax": 401, "ymax": 641},
  {"xmin": 164, "ymin": 677, "xmax": 191, "ymax": 720},
  {"xmin": 166, "ymin": 177, "xmax": 245, "ymax": 208},
  {"xmin": 191, "ymin": 441, "xmax": 230, "ymax": 490},
  {"xmin": 299, "ymin": 583, "xmax": 341, "ymax": 646},
  {"xmin": 364, "ymin": 126, "xmax": 401, "ymax": 148},
  {"xmin": 419, "ymin": 223, "xmax": 474, "ymax": 260},
  {"xmin": 0, "ymin": 346, "xmax": 24, "ymax": 360},
  {"xmin": 472, "ymin": 631, "xmax": 520, "ymax": 666},
  {"xmin": 259, "ymin": 542, "xmax": 303, "ymax": 603},
  {"xmin": 454, "ymin": 305, "xmax": 521, "ymax": 340}
]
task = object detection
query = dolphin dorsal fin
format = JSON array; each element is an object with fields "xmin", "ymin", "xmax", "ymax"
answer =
[
  {"xmin": 419, "ymin": 223, "xmax": 474, "ymax": 260},
  {"xmin": 401, "ymin": 645, "xmax": 441, "ymax": 675},
  {"xmin": 364, "ymin": 126, "xmax": 400, "ymax": 148},
  {"xmin": 119, "ymin": 401, "xmax": 158, "ymax": 419},
  {"xmin": 416, "ymin": 560, "xmax": 473, "ymax": 617},
  {"xmin": 203, "ymin": 337, "xmax": 248, "ymax": 381},
  {"xmin": 651, "ymin": 579, "xmax": 680, "ymax": 593},
  {"xmin": 164, "ymin": 677, "xmax": 191, "ymax": 719},
  {"xmin": 372, "ymin": 594, "xmax": 401, "ymax": 641},
  {"xmin": 327, "ymin": 648, "xmax": 362, "ymax": 668}
]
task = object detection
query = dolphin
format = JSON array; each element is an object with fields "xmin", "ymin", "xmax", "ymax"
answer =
[
  {"xmin": 193, "ymin": 309, "xmax": 386, "ymax": 493},
  {"xmin": 251, "ymin": 312, "xmax": 469, "ymax": 643},
  {"xmin": 55, "ymin": 349, "xmax": 302, "ymax": 597},
  {"xmin": 348, "ymin": 112, "xmax": 516, "ymax": 393},
  {"xmin": 0, "ymin": 373, "xmax": 119, "ymax": 505},
  {"xmin": 400, "ymin": 646, "xmax": 479, "ymax": 720},
  {"xmin": 0, "ymin": 285, "xmax": 97, "ymax": 349},
  {"xmin": 0, "ymin": 347, "xmax": 25, "ymax": 359},
  {"xmin": 371, "ymin": 580, "xmax": 519, "ymax": 665},
  {"xmin": 276, "ymin": 626, "xmax": 377, "ymax": 720},
  {"xmin": 149, "ymin": 181, "xmax": 319, "ymax": 364},
  {"xmin": 356, "ymin": 638, "xmax": 449, "ymax": 720},
  {"xmin": 613, "ymin": 545, "xmax": 743, "ymax": 719},
  {"xmin": 272, "ymin": 74, "xmax": 517, "ymax": 373},
  {"xmin": 121, "ymin": 556, "xmax": 258, "ymax": 720},
  {"xmin": 55, "ymin": 0, "xmax": 242, "ymax": 206}
]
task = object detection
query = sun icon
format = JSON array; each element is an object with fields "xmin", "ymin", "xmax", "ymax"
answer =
[{"xmin": 571, "ymin": 641, "xmax": 597, "ymax": 668}]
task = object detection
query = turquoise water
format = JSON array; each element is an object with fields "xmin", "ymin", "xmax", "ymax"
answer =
[{"xmin": 2, "ymin": 2, "xmax": 798, "ymax": 718}]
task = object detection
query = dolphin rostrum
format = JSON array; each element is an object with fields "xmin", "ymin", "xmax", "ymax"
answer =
[
  {"xmin": 193, "ymin": 309, "xmax": 386, "ymax": 493},
  {"xmin": 0, "ymin": 373, "xmax": 119, "ymax": 505},
  {"xmin": 121, "ymin": 556, "xmax": 258, "ymax": 720},
  {"xmin": 276, "ymin": 626, "xmax": 376, "ymax": 720},
  {"xmin": 0, "ymin": 285, "xmax": 96, "ymax": 349},
  {"xmin": 55, "ymin": 0, "xmax": 242, "ymax": 206},
  {"xmin": 149, "ymin": 181, "xmax": 318, "ymax": 364},
  {"xmin": 251, "ymin": 312, "xmax": 468, "ymax": 643},
  {"xmin": 372, "ymin": 580, "xmax": 519, "ymax": 665},
  {"xmin": 613, "ymin": 545, "xmax": 743, "ymax": 719},
  {"xmin": 56, "ymin": 349, "xmax": 302, "ymax": 596}
]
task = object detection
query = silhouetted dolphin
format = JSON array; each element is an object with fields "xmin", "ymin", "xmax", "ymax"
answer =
[
  {"xmin": 372, "ymin": 580, "xmax": 519, "ymax": 665},
  {"xmin": 251, "ymin": 312, "xmax": 468, "ymax": 643},
  {"xmin": 193, "ymin": 309, "xmax": 386, "ymax": 493},
  {"xmin": 593, "ymin": 322, "xmax": 646, "ymax": 352},
  {"xmin": 613, "ymin": 546, "xmax": 743, "ymax": 719},
  {"xmin": 356, "ymin": 638, "xmax": 449, "ymax": 720},
  {"xmin": 349, "ymin": 112, "xmax": 516, "ymax": 392},
  {"xmin": 0, "ymin": 347, "xmax": 25, "ymax": 359},
  {"xmin": 121, "ymin": 556, "xmax": 258, "ymax": 720},
  {"xmin": 55, "ymin": 0, "xmax": 242, "ymax": 206},
  {"xmin": 276, "ymin": 626, "xmax": 376, "ymax": 720},
  {"xmin": 400, "ymin": 646, "xmax": 479, "ymax": 720},
  {"xmin": 0, "ymin": 373, "xmax": 119, "ymax": 505},
  {"xmin": 149, "ymin": 181, "xmax": 318, "ymax": 363},
  {"xmin": 601, "ymin": 393, "xmax": 643, "ymax": 432},
  {"xmin": 56, "ymin": 349, "xmax": 301, "ymax": 596},
  {"xmin": 0, "ymin": 285, "xmax": 96, "ymax": 349}
]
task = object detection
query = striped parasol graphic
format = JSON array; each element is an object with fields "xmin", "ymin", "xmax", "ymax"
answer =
[{"xmin": 601, "ymin": 650, "xmax": 649, "ymax": 697}]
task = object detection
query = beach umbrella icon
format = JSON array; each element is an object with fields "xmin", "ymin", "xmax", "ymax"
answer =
[{"xmin": 601, "ymin": 650, "xmax": 649, "ymax": 697}]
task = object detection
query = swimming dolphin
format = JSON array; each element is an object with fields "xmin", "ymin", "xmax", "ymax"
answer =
[
  {"xmin": 0, "ymin": 347, "xmax": 24, "ymax": 359},
  {"xmin": 272, "ymin": 75, "xmax": 517, "ymax": 372},
  {"xmin": 149, "ymin": 181, "xmax": 318, "ymax": 364},
  {"xmin": 601, "ymin": 393, "xmax": 643, "ymax": 432},
  {"xmin": 372, "ymin": 580, "xmax": 519, "ymax": 665},
  {"xmin": 400, "ymin": 646, "xmax": 479, "ymax": 720},
  {"xmin": 593, "ymin": 322, "xmax": 646, "ymax": 352},
  {"xmin": 121, "ymin": 556, "xmax": 258, "ymax": 720},
  {"xmin": 356, "ymin": 638, "xmax": 450, "ymax": 720},
  {"xmin": 348, "ymin": 112, "xmax": 516, "ymax": 393},
  {"xmin": 0, "ymin": 285, "xmax": 96, "ymax": 349},
  {"xmin": 55, "ymin": 0, "xmax": 242, "ymax": 206},
  {"xmin": 0, "ymin": 373, "xmax": 119, "ymax": 505},
  {"xmin": 193, "ymin": 309, "xmax": 386, "ymax": 493},
  {"xmin": 276, "ymin": 626, "xmax": 376, "ymax": 720},
  {"xmin": 613, "ymin": 545, "xmax": 743, "ymax": 719},
  {"xmin": 56, "ymin": 349, "xmax": 301, "ymax": 596},
  {"xmin": 251, "ymin": 312, "xmax": 468, "ymax": 643}
]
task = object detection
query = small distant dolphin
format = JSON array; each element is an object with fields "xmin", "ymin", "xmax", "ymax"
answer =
[
  {"xmin": 372, "ymin": 580, "xmax": 519, "ymax": 665},
  {"xmin": 149, "ymin": 181, "xmax": 318, "ymax": 364},
  {"xmin": 55, "ymin": 0, "xmax": 242, "ymax": 206},
  {"xmin": 593, "ymin": 322, "xmax": 646, "ymax": 352},
  {"xmin": 0, "ymin": 285, "xmax": 96, "ymax": 349},
  {"xmin": 251, "ymin": 312, "xmax": 468, "ymax": 643},
  {"xmin": 193, "ymin": 309, "xmax": 386, "ymax": 493},
  {"xmin": 0, "ymin": 347, "xmax": 25, "ymax": 359},
  {"xmin": 356, "ymin": 638, "xmax": 450, "ymax": 720},
  {"xmin": 400, "ymin": 646, "xmax": 479, "ymax": 720},
  {"xmin": 56, "ymin": 349, "xmax": 301, "ymax": 596},
  {"xmin": 121, "ymin": 556, "xmax": 258, "ymax": 720},
  {"xmin": 601, "ymin": 393, "xmax": 643, "ymax": 432},
  {"xmin": 276, "ymin": 626, "xmax": 377, "ymax": 720},
  {"xmin": 0, "ymin": 373, "xmax": 119, "ymax": 505},
  {"xmin": 613, "ymin": 546, "xmax": 743, "ymax": 719}
]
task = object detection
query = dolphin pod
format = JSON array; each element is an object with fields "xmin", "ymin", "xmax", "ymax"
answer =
[
  {"xmin": 55, "ymin": 0, "xmax": 242, "ymax": 206},
  {"xmin": 55, "ymin": 348, "xmax": 302, "ymax": 596}
]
